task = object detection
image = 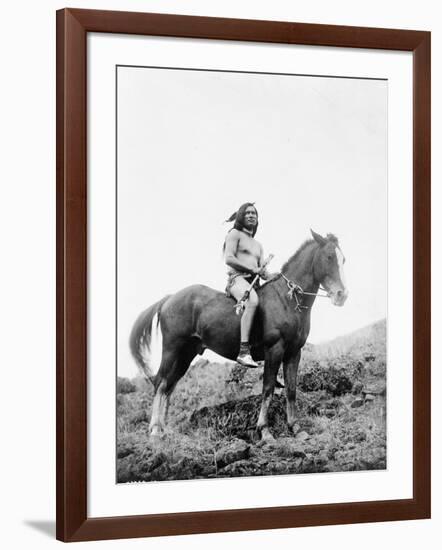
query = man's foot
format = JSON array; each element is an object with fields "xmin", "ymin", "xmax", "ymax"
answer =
[{"xmin": 236, "ymin": 343, "xmax": 259, "ymax": 368}]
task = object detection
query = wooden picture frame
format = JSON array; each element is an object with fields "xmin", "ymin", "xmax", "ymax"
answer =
[{"xmin": 56, "ymin": 8, "xmax": 431, "ymax": 542}]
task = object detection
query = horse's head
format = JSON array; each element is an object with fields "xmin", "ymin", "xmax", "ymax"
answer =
[{"xmin": 311, "ymin": 229, "xmax": 349, "ymax": 306}]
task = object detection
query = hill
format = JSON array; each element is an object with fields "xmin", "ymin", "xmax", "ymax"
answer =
[
  {"xmin": 117, "ymin": 318, "xmax": 387, "ymax": 481},
  {"xmin": 309, "ymin": 318, "xmax": 386, "ymax": 360}
]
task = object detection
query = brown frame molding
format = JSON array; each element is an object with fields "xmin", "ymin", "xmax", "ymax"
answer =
[{"xmin": 56, "ymin": 8, "xmax": 431, "ymax": 542}]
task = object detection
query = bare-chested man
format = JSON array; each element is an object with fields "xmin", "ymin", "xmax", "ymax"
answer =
[{"xmin": 224, "ymin": 203, "xmax": 274, "ymax": 367}]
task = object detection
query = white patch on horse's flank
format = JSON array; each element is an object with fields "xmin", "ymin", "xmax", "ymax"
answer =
[
  {"xmin": 146, "ymin": 312, "xmax": 163, "ymax": 377},
  {"xmin": 335, "ymin": 247, "xmax": 347, "ymax": 287}
]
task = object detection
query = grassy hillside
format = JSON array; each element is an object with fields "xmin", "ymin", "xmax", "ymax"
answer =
[{"xmin": 117, "ymin": 319, "xmax": 387, "ymax": 482}]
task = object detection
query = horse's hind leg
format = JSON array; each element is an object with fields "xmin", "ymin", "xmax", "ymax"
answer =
[
  {"xmin": 149, "ymin": 340, "xmax": 198, "ymax": 436},
  {"xmin": 150, "ymin": 377, "xmax": 169, "ymax": 436}
]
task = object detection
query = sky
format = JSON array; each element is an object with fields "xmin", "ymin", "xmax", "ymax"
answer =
[{"xmin": 117, "ymin": 66, "xmax": 387, "ymax": 377}]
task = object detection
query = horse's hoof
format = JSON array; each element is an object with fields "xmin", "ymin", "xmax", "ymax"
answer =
[{"xmin": 149, "ymin": 425, "xmax": 163, "ymax": 438}]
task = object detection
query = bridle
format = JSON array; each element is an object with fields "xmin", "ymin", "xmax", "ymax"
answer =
[{"xmin": 268, "ymin": 273, "xmax": 330, "ymax": 313}]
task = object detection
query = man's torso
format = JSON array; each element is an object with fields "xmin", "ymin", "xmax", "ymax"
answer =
[{"xmin": 229, "ymin": 229, "xmax": 261, "ymax": 274}]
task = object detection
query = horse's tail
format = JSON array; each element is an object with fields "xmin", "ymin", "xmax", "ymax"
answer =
[{"xmin": 129, "ymin": 295, "xmax": 170, "ymax": 381}]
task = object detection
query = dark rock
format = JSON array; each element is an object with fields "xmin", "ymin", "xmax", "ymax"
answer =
[
  {"xmin": 190, "ymin": 394, "xmax": 290, "ymax": 440},
  {"xmin": 218, "ymin": 459, "xmax": 261, "ymax": 477},
  {"xmin": 274, "ymin": 438, "xmax": 307, "ymax": 459},
  {"xmin": 351, "ymin": 398, "xmax": 364, "ymax": 408},
  {"xmin": 309, "ymin": 397, "xmax": 344, "ymax": 416},
  {"xmin": 292, "ymin": 449, "xmax": 307, "ymax": 459},
  {"xmin": 170, "ymin": 457, "xmax": 209, "ymax": 480},
  {"xmin": 139, "ymin": 450, "xmax": 167, "ymax": 474},
  {"xmin": 216, "ymin": 439, "xmax": 250, "ymax": 468},
  {"xmin": 116, "ymin": 456, "xmax": 133, "ymax": 483},
  {"xmin": 327, "ymin": 446, "xmax": 339, "ymax": 460},
  {"xmin": 117, "ymin": 443, "xmax": 134, "ymax": 459},
  {"xmin": 315, "ymin": 450, "xmax": 329, "ymax": 466},
  {"xmin": 298, "ymin": 364, "xmax": 354, "ymax": 395},
  {"xmin": 354, "ymin": 431, "xmax": 367, "ymax": 442},
  {"xmin": 150, "ymin": 463, "xmax": 172, "ymax": 481}
]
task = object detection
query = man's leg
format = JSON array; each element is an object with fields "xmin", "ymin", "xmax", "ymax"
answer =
[{"xmin": 229, "ymin": 277, "xmax": 259, "ymax": 367}]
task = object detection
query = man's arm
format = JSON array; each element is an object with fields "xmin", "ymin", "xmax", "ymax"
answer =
[{"xmin": 224, "ymin": 231, "xmax": 257, "ymax": 275}]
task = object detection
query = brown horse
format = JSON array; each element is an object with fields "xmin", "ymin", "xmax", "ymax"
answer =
[{"xmin": 129, "ymin": 230, "xmax": 348, "ymax": 441}]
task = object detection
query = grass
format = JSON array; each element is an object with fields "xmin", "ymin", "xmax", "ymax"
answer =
[{"xmin": 117, "ymin": 319, "xmax": 387, "ymax": 482}]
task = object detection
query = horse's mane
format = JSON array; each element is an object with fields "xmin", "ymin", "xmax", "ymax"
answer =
[{"xmin": 281, "ymin": 233, "xmax": 339, "ymax": 273}]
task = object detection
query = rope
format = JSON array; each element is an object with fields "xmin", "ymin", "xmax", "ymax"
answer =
[
  {"xmin": 278, "ymin": 273, "xmax": 329, "ymax": 312},
  {"xmin": 233, "ymin": 271, "xmax": 330, "ymax": 314}
]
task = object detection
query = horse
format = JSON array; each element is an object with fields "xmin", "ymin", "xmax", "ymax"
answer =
[{"xmin": 129, "ymin": 229, "xmax": 348, "ymax": 441}]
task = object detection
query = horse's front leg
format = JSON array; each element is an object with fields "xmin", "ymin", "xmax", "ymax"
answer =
[
  {"xmin": 283, "ymin": 349, "xmax": 301, "ymax": 434},
  {"xmin": 257, "ymin": 340, "xmax": 284, "ymax": 442}
]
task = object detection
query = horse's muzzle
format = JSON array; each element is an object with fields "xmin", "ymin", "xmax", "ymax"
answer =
[{"xmin": 332, "ymin": 288, "xmax": 349, "ymax": 306}]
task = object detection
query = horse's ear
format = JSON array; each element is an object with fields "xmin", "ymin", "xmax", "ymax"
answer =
[{"xmin": 310, "ymin": 229, "xmax": 327, "ymax": 246}]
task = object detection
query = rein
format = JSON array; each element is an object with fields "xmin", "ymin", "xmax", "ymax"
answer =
[{"xmin": 268, "ymin": 273, "xmax": 330, "ymax": 312}]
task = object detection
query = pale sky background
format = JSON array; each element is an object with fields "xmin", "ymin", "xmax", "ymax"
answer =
[{"xmin": 117, "ymin": 66, "xmax": 387, "ymax": 377}]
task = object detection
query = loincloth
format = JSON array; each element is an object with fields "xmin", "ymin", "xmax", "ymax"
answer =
[{"xmin": 225, "ymin": 270, "xmax": 259, "ymax": 298}]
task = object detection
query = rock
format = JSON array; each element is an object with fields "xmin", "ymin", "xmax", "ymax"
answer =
[
  {"xmin": 298, "ymin": 364, "xmax": 353, "ymax": 395},
  {"xmin": 116, "ymin": 456, "xmax": 133, "ymax": 483},
  {"xmin": 150, "ymin": 463, "xmax": 172, "ymax": 481},
  {"xmin": 299, "ymin": 418, "xmax": 315, "ymax": 433},
  {"xmin": 273, "ymin": 438, "xmax": 306, "ymax": 459},
  {"xmin": 117, "ymin": 443, "xmax": 134, "ymax": 459},
  {"xmin": 291, "ymin": 423, "xmax": 302, "ymax": 436},
  {"xmin": 327, "ymin": 446, "xmax": 339, "ymax": 460},
  {"xmin": 216, "ymin": 440, "xmax": 250, "ymax": 468},
  {"xmin": 295, "ymin": 431, "xmax": 310, "ymax": 442},
  {"xmin": 190, "ymin": 394, "xmax": 289, "ymax": 440},
  {"xmin": 302, "ymin": 455, "xmax": 315, "ymax": 471},
  {"xmin": 351, "ymin": 398, "xmax": 364, "ymax": 408},
  {"xmin": 292, "ymin": 449, "xmax": 307, "ymax": 459},
  {"xmin": 362, "ymin": 383, "xmax": 386, "ymax": 396},
  {"xmin": 315, "ymin": 450, "xmax": 329, "ymax": 466},
  {"xmin": 364, "ymin": 394, "xmax": 376, "ymax": 402},
  {"xmin": 358, "ymin": 447, "xmax": 386, "ymax": 470},
  {"xmin": 218, "ymin": 459, "xmax": 260, "ymax": 477},
  {"xmin": 354, "ymin": 430, "xmax": 367, "ymax": 442},
  {"xmin": 139, "ymin": 450, "xmax": 167, "ymax": 474}
]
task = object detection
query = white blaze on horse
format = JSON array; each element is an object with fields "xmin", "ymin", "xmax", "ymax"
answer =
[{"xmin": 130, "ymin": 230, "xmax": 348, "ymax": 441}]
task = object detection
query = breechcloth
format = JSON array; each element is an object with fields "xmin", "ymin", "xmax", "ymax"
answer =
[{"xmin": 225, "ymin": 271, "xmax": 259, "ymax": 298}]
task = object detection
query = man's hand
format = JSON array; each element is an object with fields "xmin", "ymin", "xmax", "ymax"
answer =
[{"xmin": 253, "ymin": 266, "xmax": 274, "ymax": 279}]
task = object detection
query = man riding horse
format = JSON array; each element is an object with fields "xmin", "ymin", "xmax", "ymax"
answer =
[
  {"xmin": 130, "ymin": 219, "xmax": 348, "ymax": 439},
  {"xmin": 223, "ymin": 202, "xmax": 276, "ymax": 368}
]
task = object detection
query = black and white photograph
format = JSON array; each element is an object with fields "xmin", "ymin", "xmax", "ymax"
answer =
[{"xmin": 116, "ymin": 65, "xmax": 387, "ymax": 483}]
